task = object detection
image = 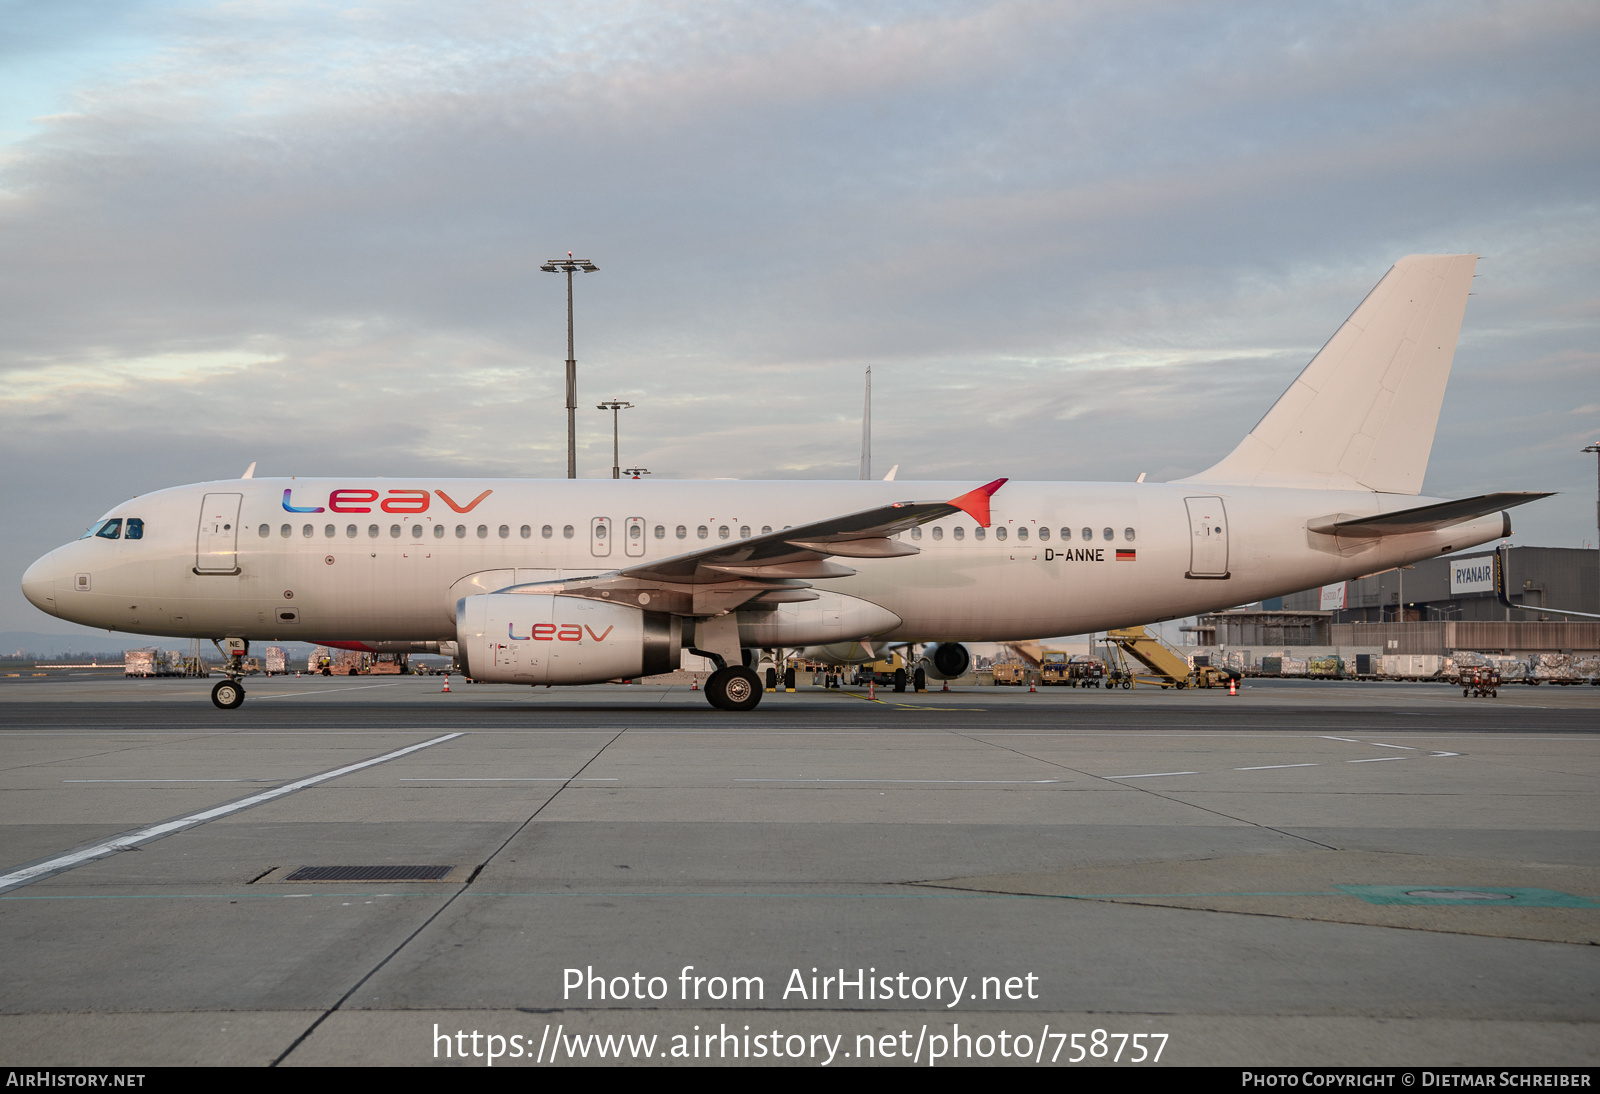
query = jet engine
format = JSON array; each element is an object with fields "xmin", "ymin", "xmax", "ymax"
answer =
[
  {"xmin": 920, "ymin": 642, "xmax": 971, "ymax": 680},
  {"xmin": 456, "ymin": 594, "xmax": 680, "ymax": 685}
]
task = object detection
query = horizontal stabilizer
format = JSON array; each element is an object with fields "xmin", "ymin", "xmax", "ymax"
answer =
[{"xmin": 1309, "ymin": 492, "xmax": 1551, "ymax": 537}]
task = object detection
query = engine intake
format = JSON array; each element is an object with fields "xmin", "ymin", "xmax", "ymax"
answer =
[
  {"xmin": 922, "ymin": 642, "xmax": 971, "ymax": 680},
  {"xmin": 456, "ymin": 594, "xmax": 680, "ymax": 684}
]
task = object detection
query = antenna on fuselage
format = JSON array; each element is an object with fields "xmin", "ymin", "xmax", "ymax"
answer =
[{"xmin": 859, "ymin": 366, "xmax": 871, "ymax": 480}]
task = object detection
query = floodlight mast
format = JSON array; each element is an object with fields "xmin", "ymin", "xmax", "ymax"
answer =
[
  {"xmin": 597, "ymin": 400, "xmax": 634, "ymax": 480},
  {"xmin": 540, "ymin": 253, "xmax": 598, "ymax": 478}
]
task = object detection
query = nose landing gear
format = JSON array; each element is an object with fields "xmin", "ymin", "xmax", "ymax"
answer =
[{"xmin": 210, "ymin": 636, "xmax": 249, "ymax": 709}]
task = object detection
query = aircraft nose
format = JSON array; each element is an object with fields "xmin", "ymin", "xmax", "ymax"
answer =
[{"xmin": 21, "ymin": 551, "xmax": 60, "ymax": 617}]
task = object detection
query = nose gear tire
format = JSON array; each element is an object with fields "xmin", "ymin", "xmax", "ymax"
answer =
[{"xmin": 211, "ymin": 681, "xmax": 245, "ymax": 709}]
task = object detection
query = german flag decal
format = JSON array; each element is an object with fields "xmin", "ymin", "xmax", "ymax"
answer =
[{"xmin": 1116, "ymin": 549, "xmax": 1136, "ymax": 561}]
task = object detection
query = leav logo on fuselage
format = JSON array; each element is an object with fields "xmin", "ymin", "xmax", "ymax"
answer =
[{"xmin": 282, "ymin": 488, "xmax": 493, "ymax": 515}]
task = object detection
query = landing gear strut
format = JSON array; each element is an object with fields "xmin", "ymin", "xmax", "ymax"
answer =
[
  {"xmin": 211, "ymin": 637, "xmax": 249, "ymax": 709},
  {"xmin": 704, "ymin": 666, "xmax": 763, "ymax": 711}
]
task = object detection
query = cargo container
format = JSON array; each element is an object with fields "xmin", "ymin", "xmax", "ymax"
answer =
[{"xmin": 263, "ymin": 647, "xmax": 288, "ymax": 675}]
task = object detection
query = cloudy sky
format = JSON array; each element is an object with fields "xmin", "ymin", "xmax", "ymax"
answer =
[{"xmin": 3, "ymin": 0, "xmax": 1597, "ymax": 638}]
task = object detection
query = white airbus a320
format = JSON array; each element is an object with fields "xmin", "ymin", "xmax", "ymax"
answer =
[{"xmin": 22, "ymin": 254, "xmax": 1545, "ymax": 711}]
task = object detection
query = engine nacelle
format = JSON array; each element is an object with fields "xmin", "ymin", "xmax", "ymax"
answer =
[
  {"xmin": 737, "ymin": 592, "xmax": 901, "ymax": 649},
  {"xmin": 456, "ymin": 594, "xmax": 680, "ymax": 685},
  {"xmin": 921, "ymin": 642, "xmax": 971, "ymax": 680}
]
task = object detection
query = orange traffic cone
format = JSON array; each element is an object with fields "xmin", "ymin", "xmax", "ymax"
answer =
[
  {"xmin": 691, "ymin": 675, "xmax": 699, "ymax": 690},
  {"xmin": 1228, "ymin": 677, "xmax": 1237, "ymax": 696},
  {"xmin": 441, "ymin": 674, "xmax": 451, "ymax": 693},
  {"xmin": 941, "ymin": 679, "xmax": 949, "ymax": 692},
  {"xmin": 869, "ymin": 680, "xmax": 876, "ymax": 700},
  {"xmin": 1029, "ymin": 677, "xmax": 1037, "ymax": 693}
]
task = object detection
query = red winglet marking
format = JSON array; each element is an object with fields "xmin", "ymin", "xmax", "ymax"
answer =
[{"xmin": 948, "ymin": 478, "xmax": 1008, "ymax": 527}]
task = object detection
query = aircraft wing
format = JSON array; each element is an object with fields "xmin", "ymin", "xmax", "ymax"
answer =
[
  {"xmin": 500, "ymin": 479, "xmax": 1007, "ymax": 615},
  {"xmin": 1309, "ymin": 492, "xmax": 1551, "ymax": 537}
]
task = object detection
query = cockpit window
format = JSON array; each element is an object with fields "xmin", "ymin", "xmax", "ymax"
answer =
[
  {"xmin": 82, "ymin": 518, "xmax": 122, "ymax": 540},
  {"xmin": 124, "ymin": 518, "xmax": 144, "ymax": 540}
]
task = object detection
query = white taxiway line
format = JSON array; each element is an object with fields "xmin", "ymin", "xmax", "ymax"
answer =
[
  {"xmin": 1103, "ymin": 771, "xmax": 1198, "ymax": 779},
  {"xmin": 732, "ymin": 779, "xmax": 1063, "ymax": 784},
  {"xmin": 399, "ymin": 777, "xmax": 618, "ymax": 782},
  {"xmin": 0, "ymin": 732, "xmax": 463, "ymax": 895},
  {"xmin": 1235, "ymin": 763, "xmax": 1320, "ymax": 771},
  {"xmin": 1347, "ymin": 756, "xmax": 1406, "ymax": 763},
  {"xmin": 1369, "ymin": 742, "xmax": 1418, "ymax": 750}
]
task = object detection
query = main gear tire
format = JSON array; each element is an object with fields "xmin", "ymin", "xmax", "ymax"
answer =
[{"xmin": 705, "ymin": 666, "xmax": 763, "ymax": 712}]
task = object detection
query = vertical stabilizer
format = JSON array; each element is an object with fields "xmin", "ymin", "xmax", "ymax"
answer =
[{"xmin": 1177, "ymin": 254, "xmax": 1477, "ymax": 494}]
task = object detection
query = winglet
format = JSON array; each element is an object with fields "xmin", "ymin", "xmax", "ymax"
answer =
[{"xmin": 949, "ymin": 478, "xmax": 1007, "ymax": 527}]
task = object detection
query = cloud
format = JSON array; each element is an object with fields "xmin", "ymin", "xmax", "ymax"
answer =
[{"xmin": 2, "ymin": 0, "xmax": 1598, "ymax": 628}]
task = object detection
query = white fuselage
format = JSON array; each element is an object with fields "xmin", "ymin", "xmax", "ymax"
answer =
[{"xmin": 22, "ymin": 477, "xmax": 1505, "ymax": 644}]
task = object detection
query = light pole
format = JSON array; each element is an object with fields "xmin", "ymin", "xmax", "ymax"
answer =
[
  {"xmin": 540, "ymin": 253, "xmax": 598, "ymax": 479},
  {"xmin": 597, "ymin": 399, "xmax": 633, "ymax": 479}
]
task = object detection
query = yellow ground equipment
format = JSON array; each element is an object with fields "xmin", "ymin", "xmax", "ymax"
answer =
[
  {"xmin": 1103, "ymin": 626, "xmax": 1238, "ymax": 689},
  {"xmin": 990, "ymin": 661, "xmax": 1028, "ymax": 685}
]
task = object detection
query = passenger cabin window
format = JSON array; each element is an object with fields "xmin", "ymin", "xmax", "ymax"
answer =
[
  {"xmin": 761, "ymin": 525, "xmax": 772, "ymax": 535},
  {"xmin": 326, "ymin": 524, "xmax": 336, "ymax": 538},
  {"xmin": 477, "ymin": 525, "xmax": 488, "ymax": 539},
  {"xmin": 1102, "ymin": 527, "xmax": 1113, "ymax": 541},
  {"xmin": 303, "ymin": 525, "xmax": 313, "ymax": 538},
  {"xmin": 910, "ymin": 526, "xmax": 922, "ymax": 540},
  {"xmin": 697, "ymin": 526, "xmax": 708, "ymax": 539},
  {"xmin": 520, "ymin": 525, "xmax": 531, "ymax": 539},
  {"xmin": 390, "ymin": 524, "xmax": 401, "ymax": 538},
  {"xmin": 368, "ymin": 524, "xmax": 380, "ymax": 538},
  {"xmin": 1061, "ymin": 527, "xmax": 1072, "ymax": 540},
  {"xmin": 258, "ymin": 524, "xmax": 269, "ymax": 538},
  {"xmin": 654, "ymin": 525, "xmax": 665, "ymax": 539},
  {"xmin": 953, "ymin": 526, "xmax": 964, "ymax": 540},
  {"xmin": 931, "ymin": 526, "xmax": 943, "ymax": 540},
  {"xmin": 677, "ymin": 525, "xmax": 688, "ymax": 539},
  {"xmin": 562, "ymin": 525, "xmax": 574, "ymax": 539},
  {"xmin": 1017, "ymin": 526, "xmax": 1029, "ymax": 541},
  {"xmin": 629, "ymin": 524, "xmax": 642, "ymax": 540},
  {"xmin": 433, "ymin": 525, "xmax": 444, "ymax": 539},
  {"xmin": 347, "ymin": 525, "xmax": 358, "ymax": 538},
  {"xmin": 498, "ymin": 525, "xmax": 509, "ymax": 539},
  {"xmin": 1081, "ymin": 527, "xmax": 1092, "ymax": 541},
  {"xmin": 1038, "ymin": 527, "xmax": 1050, "ymax": 541},
  {"xmin": 996, "ymin": 526, "xmax": 1008, "ymax": 541},
  {"xmin": 542, "ymin": 525, "xmax": 553, "ymax": 539},
  {"xmin": 280, "ymin": 524, "xmax": 291, "ymax": 538},
  {"xmin": 1125, "ymin": 527, "xmax": 1135, "ymax": 541},
  {"xmin": 974, "ymin": 526, "xmax": 985, "ymax": 540},
  {"xmin": 455, "ymin": 525, "xmax": 466, "ymax": 538},
  {"xmin": 718, "ymin": 525, "xmax": 730, "ymax": 540},
  {"xmin": 413, "ymin": 525, "xmax": 423, "ymax": 539},
  {"xmin": 739, "ymin": 525, "xmax": 750, "ymax": 539}
]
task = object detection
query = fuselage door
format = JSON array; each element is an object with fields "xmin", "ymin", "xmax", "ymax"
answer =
[
  {"xmin": 1184, "ymin": 496, "xmax": 1229, "ymax": 579},
  {"xmin": 195, "ymin": 493, "xmax": 243, "ymax": 574},
  {"xmin": 591, "ymin": 516, "xmax": 612, "ymax": 558},
  {"xmin": 624, "ymin": 516, "xmax": 645, "ymax": 558}
]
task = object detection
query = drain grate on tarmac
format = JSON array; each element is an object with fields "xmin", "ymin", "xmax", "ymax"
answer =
[{"xmin": 252, "ymin": 864, "xmax": 470, "ymax": 884}]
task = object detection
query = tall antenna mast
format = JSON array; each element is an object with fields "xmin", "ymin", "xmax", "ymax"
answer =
[{"xmin": 859, "ymin": 365, "xmax": 871, "ymax": 480}]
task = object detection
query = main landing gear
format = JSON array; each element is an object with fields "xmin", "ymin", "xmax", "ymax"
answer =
[
  {"xmin": 211, "ymin": 679, "xmax": 245, "ymax": 709},
  {"xmin": 704, "ymin": 666, "xmax": 763, "ymax": 712}
]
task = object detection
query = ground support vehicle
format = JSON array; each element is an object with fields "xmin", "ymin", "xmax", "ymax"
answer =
[{"xmin": 1463, "ymin": 667, "xmax": 1500, "ymax": 698}]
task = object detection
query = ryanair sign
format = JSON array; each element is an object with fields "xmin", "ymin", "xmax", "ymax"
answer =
[{"xmin": 1450, "ymin": 555, "xmax": 1495, "ymax": 595}]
